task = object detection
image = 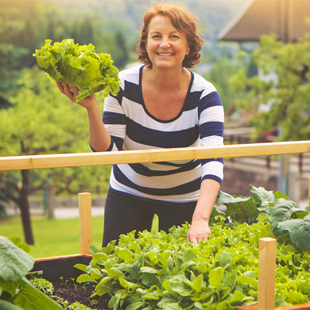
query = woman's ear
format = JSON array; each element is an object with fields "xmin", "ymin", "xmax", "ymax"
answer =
[{"xmin": 186, "ymin": 45, "xmax": 190, "ymax": 56}]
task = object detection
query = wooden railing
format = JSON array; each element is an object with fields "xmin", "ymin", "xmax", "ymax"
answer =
[{"xmin": 1, "ymin": 141, "xmax": 310, "ymax": 171}]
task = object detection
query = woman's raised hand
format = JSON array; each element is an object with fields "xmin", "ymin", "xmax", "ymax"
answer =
[{"xmin": 56, "ymin": 81, "xmax": 98, "ymax": 110}]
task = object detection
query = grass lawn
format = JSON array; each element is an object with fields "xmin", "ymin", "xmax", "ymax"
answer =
[
  {"xmin": 0, "ymin": 214, "xmax": 159, "ymax": 259},
  {"xmin": 0, "ymin": 215, "xmax": 104, "ymax": 258}
]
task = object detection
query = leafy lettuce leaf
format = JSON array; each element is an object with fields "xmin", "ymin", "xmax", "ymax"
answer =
[{"xmin": 34, "ymin": 39, "xmax": 120, "ymax": 101}]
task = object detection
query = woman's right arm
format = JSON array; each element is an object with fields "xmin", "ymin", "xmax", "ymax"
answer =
[{"xmin": 56, "ymin": 81, "xmax": 111, "ymax": 151}]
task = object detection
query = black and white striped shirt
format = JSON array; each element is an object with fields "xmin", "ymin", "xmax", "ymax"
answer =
[{"xmin": 100, "ymin": 65, "xmax": 224, "ymax": 203}]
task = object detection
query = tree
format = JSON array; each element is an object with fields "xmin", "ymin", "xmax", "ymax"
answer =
[
  {"xmin": 0, "ymin": 1, "xmax": 28, "ymax": 107},
  {"xmin": 0, "ymin": 67, "xmax": 111, "ymax": 244},
  {"xmin": 114, "ymin": 30, "xmax": 129, "ymax": 69},
  {"xmin": 230, "ymin": 30, "xmax": 310, "ymax": 141},
  {"xmin": 205, "ymin": 55, "xmax": 246, "ymax": 112}
]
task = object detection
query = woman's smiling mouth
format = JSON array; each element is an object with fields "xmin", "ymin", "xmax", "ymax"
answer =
[{"xmin": 157, "ymin": 52, "xmax": 174, "ymax": 56}]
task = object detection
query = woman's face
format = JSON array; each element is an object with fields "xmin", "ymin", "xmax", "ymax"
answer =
[{"xmin": 145, "ymin": 15, "xmax": 190, "ymax": 70}]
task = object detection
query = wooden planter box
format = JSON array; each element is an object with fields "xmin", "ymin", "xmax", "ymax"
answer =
[
  {"xmin": 31, "ymin": 254, "xmax": 310, "ymax": 310},
  {"xmin": 31, "ymin": 254, "xmax": 91, "ymax": 281}
]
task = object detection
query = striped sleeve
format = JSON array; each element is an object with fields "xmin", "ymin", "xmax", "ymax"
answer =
[
  {"xmin": 198, "ymin": 87, "xmax": 224, "ymax": 184},
  {"xmin": 102, "ymin": 89, "xmax": 127, "ymax": 151}
]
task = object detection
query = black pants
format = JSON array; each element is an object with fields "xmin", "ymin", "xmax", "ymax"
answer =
[{"xmin": 102, "ymin": 188, "xmax": 197, "ymax": 247}]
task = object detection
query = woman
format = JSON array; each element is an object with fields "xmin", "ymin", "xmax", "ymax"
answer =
[{"xmin": 57, "ymin": 3, "xmax": 224, "ymax": 246}]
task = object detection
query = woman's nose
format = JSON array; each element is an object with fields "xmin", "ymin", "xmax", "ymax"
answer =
[{"xmin": 159, "ymin": 39, "xmax": 171, "ymax": 47}]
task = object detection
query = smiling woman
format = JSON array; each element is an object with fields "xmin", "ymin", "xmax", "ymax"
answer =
[
  {"xmin": 144, "ymin": 15, "xmax": 190, "ymax": 71},
  {"xmin": 137, "ymin": 3, "xmax": 203, "ymax": 68},
  {"xmin": 55, "ymin": 2, "xmax": 225, "ymax": 248}
]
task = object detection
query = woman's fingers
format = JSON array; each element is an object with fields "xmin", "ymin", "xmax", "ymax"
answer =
[
  {"xmin": 57, "ymin": 82, "xmax": 76, "ymax": 102},
  {"xmin": 56, "ymin": 81, "xmax": 89, "ymax": 107}
]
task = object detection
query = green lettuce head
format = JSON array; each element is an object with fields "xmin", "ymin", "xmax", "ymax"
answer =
[{"xmin": 34, "ymin": 39, "xmax": 120, "ymax": 102}]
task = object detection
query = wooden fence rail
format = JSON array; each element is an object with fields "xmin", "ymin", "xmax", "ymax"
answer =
[{"xmin": 1, "ymin": 141, "xmax": 310, "ymax": 171}]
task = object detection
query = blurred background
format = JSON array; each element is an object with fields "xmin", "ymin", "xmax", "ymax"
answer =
[{"xmin": 1, "ymin": 0, "xmax": 310, "ymax": 253}]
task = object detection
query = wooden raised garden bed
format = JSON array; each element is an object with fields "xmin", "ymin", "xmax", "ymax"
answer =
[{"xmin": 1, "ymin": 141, "xmax": 310, "ymax": 309}]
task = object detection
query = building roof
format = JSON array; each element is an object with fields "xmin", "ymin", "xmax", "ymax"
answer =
[{"xmin": 218, "ymin": 0, "xmax": 310, "ymax": 42}]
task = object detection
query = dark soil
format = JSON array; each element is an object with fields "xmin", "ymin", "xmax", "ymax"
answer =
[{"xmin": 51, "ymin": 279, "xmax": 112, "ymax": 309}]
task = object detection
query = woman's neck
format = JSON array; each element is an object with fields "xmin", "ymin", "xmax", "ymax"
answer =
[{"xmin": 144, "ymin": 66, "xmax": 189, "ymax": 91}]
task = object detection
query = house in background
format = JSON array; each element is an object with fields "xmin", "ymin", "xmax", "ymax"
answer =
[
  {"xmin": 217, "ymin": 0, "xmax": 310, "ymax": 198},
  {"xmin": 218, "ymin": 0, "xmax": 310, "ymax": 43}
]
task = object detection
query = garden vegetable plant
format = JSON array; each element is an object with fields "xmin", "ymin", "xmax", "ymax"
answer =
[
  {"xmin": 75, "ymin": 186, "xmax": 310, "ymax": 310},
  {"xmin": 34, "ymin": 39, "xmax": 120, "ymax": 102},
  {"xmin": 0, "ymin": 236, "xmax": 62, "ymax": 310}
]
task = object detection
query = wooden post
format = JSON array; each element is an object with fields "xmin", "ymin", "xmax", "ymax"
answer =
[
  {"xmin": 258, "ymin": 238, "xmax": 277, "ymax": 310},
  {"xmin": 78, "ymin": 193, "xmax": 92, "ymax": 255}
]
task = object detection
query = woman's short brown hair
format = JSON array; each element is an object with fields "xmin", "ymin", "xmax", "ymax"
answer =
[{"xmin": 137, "ymin": 3, "xmax": 204, "ymax": 68}]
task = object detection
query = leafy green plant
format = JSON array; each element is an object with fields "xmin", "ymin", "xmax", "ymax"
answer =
[
  {"xmin": 217, "ymin": 185, "xmax": 310, "ymax": 252},
  {"xmin": 34, "ymin": 39, "xmax": 120, "ymax": 101},
  {"xmin": 73, "ymin": 186, "xmax": 310, "ymax": 310},
  {"xmin": 0, "ymin": 236, "xmax": 63, "ymax": 310},
  {"xmin": 68, "ymin": 302, "xmax": 94, "ymax": 310},
  {"xmin": 30, "ymin": 277, "xmax": 54, "ymax": 296}
]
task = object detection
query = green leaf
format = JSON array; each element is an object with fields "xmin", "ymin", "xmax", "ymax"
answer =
[
  {"xmin": 192, "ymin": 274, "xmax": 205, "ymax": 293},
  {"xmin": 108, "ymin": 289, "xmax": 127, "ymax": 310},
  {"xmin": 250, "ymin": 185, "xmax": 275, "ymax": 207},
  {"xmin": 126, "ymin": 302, "xmax": 144, "ymax": 310},
  {"xmin": 277, "ymin": 214, "xmax": 310, "ymax": 251},
  {"xmin": 95, "ymin": 277, "xmax": 114, "ymax": 296},
  {"xmin": 141, "ymin": 267, "xmax": 158, "ymax": 274},
  {"xmin": 76, "ymin": 273, "xmax": 97, "ymax": 283},
  {"xmin": 0, "ymin": 236, "xmax": 35, "ymax": 282},
  {"xmin": 226, "ymin": 197, "xmax": 259, "ymax": 224},
  {"xmin": 34, "ymin": 39, "xmax": 120, "ymax": 101},
  {"xmin": 217, "ymin": 191, "xmax": 250, "ymax": 205},
  {"xmin": 9, "ymin": 237, "xmax": 31, "ymax": 253},
  {"xmin": 89, "ymin": 245, "xmax": 101, "ymax": 255},
  {"xmin": 226, "ymin": 290, "xmax": 254, "ymax": 307},
  {"xmin": 107, "ymin": 267, "xmax": 124, "ymax": 278},
  {"xmin": 73, "ymin": 263, "xmax": 87, "ymax": 272},
  {"xmin": 223, "ymin": 272, "xmax": 237, "ymax": 290},
  {"xmin": 268, "ymin": 198, "xmax": 293, "ymax": 231},
  {"xmin": 13, "ymin": 278, "xmax": 63, "ymax": 310},
  {"xmin": 216, "ymin": 252, "xmax": 233, "ymax": 268},
  {"xmin": 237, "ymin": 274, "xmax": 258, "ymax": 289},
  {"xmin": 90, "ymin": 268, "xmax": 102, "ymax": 280},
  {"xmin": 157, "ymin": 300, "xmax": 182, "ymax": 310},
  {"xmin": 119, "ymin": 278, "xmax": 138, "ymax": 291},
  {"xmin": 209, "ymin": 267, "xmax": 224, "ymax": 289},
  {"xmin": 0, "ymin": 277, "xmax": 17, "ymax": 297},
  {"xmin": 117, "ymin": 249, "xmax": 133, "ymax": 261},
  {"xmin": 169, "ymin": 280, "xmax": 193, "ymax": 296},
  {"xmin": 0, "ymin": 300, "xmax": 23, "ymax": 310},
  {"xmin": 291, "ymin": 208, "xmax": 309, "ymax": 219}
]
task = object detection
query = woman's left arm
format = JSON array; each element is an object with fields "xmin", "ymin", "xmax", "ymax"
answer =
[{"xmin": 187, "ymin": 178, "xmax": 220, "ymax": 244}]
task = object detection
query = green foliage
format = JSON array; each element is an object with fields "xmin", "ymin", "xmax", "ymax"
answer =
[
  {"xmin": 30, "ymin": 277, "xmax": 54, "ymax": 296},
  {"xmin": 34, "ymin": 39, "xmax": 120, "ymax": 101},
  {"xmin": 217, "ymin": 185, "xmax": 310, "ymax": 252},
  {"xmin": 205, "ymin": 56, "xmax": 246, "ymax": 112},
  {"xmin": 72, "ymin": 185, "xmax": 310, "ymax": 309},
  {"xmin": 230, "ymin": 31, "xmax": 310, "ymax": 140},
  {"xmin": 0, "ymin": 236, "xmax": 63, "ymax": 310},
  {"xmin": 0, "ymin": 1, "xmax": 28, "ymax": 104},
  {"xmin": 0, "ymin": 66, "xmax": 111, "ymax": 204},
  {"xmin": 68, "ymin": 302, "xmax": 93, "ymax": 310},
  {"xmin": 75, "ymin": 221, "xmax": 310, "ymax": 309}
]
